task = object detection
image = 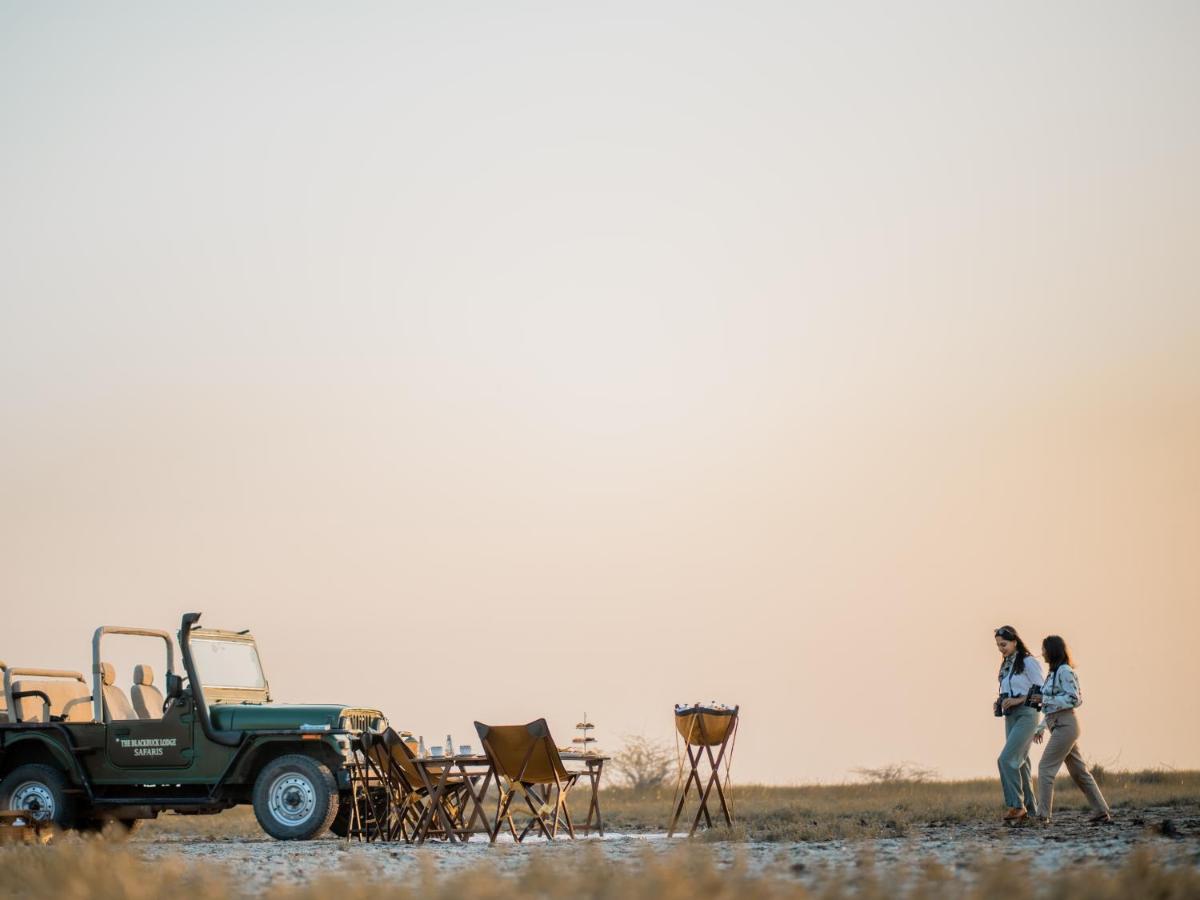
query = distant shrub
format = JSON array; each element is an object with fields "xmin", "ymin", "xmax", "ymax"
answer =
[
  {"xmin": 611, "ymin": 734, "xmax": 676, "ymax": 793},
  {"xmin": 852, "ymin": 762, "xmax": 937, "ymax": 784},
  {"xmin": 1127, "ymin": 767, "xmax": 1176, "ymax": 785}
]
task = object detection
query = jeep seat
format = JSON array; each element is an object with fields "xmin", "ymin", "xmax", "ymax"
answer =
[
  {"xmin": 100, "ymin": 662, "xmax": 137, "ymax": 722},
  {"xmin": 131, "ymin": 664, "xmax": 164, "ymax": 719},
  {"xmin": 10, "ymin": 677, "xmax": 92, "ymax": 723}
]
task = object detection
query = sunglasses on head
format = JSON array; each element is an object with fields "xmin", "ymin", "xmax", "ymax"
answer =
[{"xmin": 994, "ymin": 627, "xmax": 1017, "ymax": 640}]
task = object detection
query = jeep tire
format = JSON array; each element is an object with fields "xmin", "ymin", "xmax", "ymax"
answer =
[
  {"xmin": 329, "ymin": 799, "xmax": 352, "ymax": 838},
  {"xmin": 252, "ymin": 754, "xmax": 339, "ymax": 840},
  {"xmin": 0, "ymin": 764, "xmax": 78, "ymax": 830}
]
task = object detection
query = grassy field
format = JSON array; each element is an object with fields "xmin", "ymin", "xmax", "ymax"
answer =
[
  {"xmin": 2, "ymin": 833, "xmax": 1199, "ymax": 900},
  {"xmin": 2, "ymin": 771, "xmax": 1197, "ymax": 899},
  {"xmin": 594, "ymin": 767, "xmax": 1200, "ymax": 840},
  {"xmin": 137, "ymin": 767, "xmax": 1200, "ymax": 842}
]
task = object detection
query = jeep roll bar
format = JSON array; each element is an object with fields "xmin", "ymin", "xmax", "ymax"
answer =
[
  {"xmin": 91, "ymin": 626, "xmax": 177, "ymax": 724},
  {"xmin": 179, "ymin": 612, "xmax": 242, "ymax": 747},
  {"xmin": 12, "ymin": 690, "xmax": 54, "ymax": 721}
]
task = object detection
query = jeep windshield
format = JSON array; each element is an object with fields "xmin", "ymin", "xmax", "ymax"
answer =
[{"xmin": 191, "ymin": 634, "xmax": 268, "ymax": 699}]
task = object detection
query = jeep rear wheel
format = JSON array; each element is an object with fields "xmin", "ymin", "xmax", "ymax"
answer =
[
  {"xmin": 0, "ymin": 764, "xmax": 78, "ymax": 830},
  {"xmin": 252, "ymin": 755, "xmax": 338, "ymax": 840}
]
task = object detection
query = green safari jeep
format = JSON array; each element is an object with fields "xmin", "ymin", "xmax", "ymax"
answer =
[{"xmin": 0, "ymin": 612, "xmax": 385, "ymax": 839}]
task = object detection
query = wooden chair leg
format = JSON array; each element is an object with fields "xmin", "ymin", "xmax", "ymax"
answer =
[
  {"xmin": 493, "ymin": 787, "xmax": 518, "ymax": 843},
  {"xmin": 519, "ymin": 785, "xmax": 553, "ymax": 841},
  {"xmin": 557, "ymin": 790, "xmax": 575, "ymax": 839}
]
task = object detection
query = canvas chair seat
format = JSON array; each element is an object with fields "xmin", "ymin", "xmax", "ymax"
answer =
[
  {"xmin": 377, "ymin": 731, "xmax": 466, "ymax": 792},
  {"xmin": 475, "ymin": 718, "xmax": 579, "ymax": 843}
]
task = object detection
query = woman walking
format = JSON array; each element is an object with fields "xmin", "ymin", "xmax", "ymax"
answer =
[
  {"xmin": 993, "ymin": 625, "xmax": 1043, "ymax": 824},
  {"xmin": 1033, "ymin": 635, "xmax": 1112, "ymax": 824}
]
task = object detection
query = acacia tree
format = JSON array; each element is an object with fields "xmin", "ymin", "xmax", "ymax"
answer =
[
  {"xmin": 612, "ymin": 735, "xmax": 676, "ymax": 793},
  {"xmin": 851, "ymin": 762, "xmax": 938, "ymax": 784}
]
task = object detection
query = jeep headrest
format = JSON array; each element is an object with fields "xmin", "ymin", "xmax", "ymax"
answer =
[
  {"xmin": 99, "ymin": 661, "xmax": 115, "ymax": 686},
  {"xmin": 133, "ymin": 664, "xmax": 154, "ymax": 686}
]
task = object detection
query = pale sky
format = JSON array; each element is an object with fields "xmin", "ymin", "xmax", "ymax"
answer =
[{"xmin": 1, "ymin": 2, "xmax": 1197, "ymax": 783}]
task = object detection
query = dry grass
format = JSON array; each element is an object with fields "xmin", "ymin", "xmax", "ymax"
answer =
[
  {"xmin": 586, "ymin": 768, "xmax": 1200, "ymax": 841},
  {"xmin": 2, "ymin": 837, "xmax": 1199, "ymax": 900},
  {"xmin": 130, "ymin": 768, "xmax": 1200, "ymax": 843},
  {"xmin": 2, "ymin": 771, "xmax": 1196, "ymax": 899}
]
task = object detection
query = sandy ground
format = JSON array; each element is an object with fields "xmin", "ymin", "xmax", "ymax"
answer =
[{"xmin": 131, "ymin": 805, "xmax": 1200, "ymax": 892}]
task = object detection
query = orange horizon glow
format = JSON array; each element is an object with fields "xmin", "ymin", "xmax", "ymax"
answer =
[{"xmin": 1, "ymin": 2, "xmax": 1197, "ymax": 783}]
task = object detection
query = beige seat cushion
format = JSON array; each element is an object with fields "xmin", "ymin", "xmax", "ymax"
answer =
[
  {"xmin": 100, "ymin": 661, "xmax": 138, "ymax": 722},
  {"xmin": 131, "ymin": 664, "xmax": 164, "ymax": 720},
  {"xmin": 11, "ymin": 679, "xmax": 93, "ymax": 723}
]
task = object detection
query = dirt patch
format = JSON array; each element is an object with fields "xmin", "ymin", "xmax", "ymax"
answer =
[{"xmin": 130, "ymin": 804, "xmax": 1200, "ymax": 893}]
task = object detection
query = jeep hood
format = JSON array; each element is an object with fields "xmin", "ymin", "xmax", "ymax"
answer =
[{"xmin": 209, "ymin": 703, "xmax": 357, "ymax": 731}]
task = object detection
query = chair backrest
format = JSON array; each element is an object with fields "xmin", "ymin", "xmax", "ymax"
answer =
[
  {"xmin": 131, "ymin": 664, "xmax": 165, "ymax": 720},
  {"xmin": 674, "ymin": 705, "xmax": 739, "ymax": 747},
  {"xmin": 474, "ymin": 718, "xmax": 568, "ymax": 785},
  {"xmin": 376, "ymin": 729, "xmax": 429, "ymax": 792},
  {"xmin": 359, "ymin": 730, "xmax": 392, "ymax": 779}
]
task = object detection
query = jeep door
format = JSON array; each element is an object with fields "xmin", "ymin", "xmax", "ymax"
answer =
[{"xmin": 106, "ymin": 691, "xmax": 195, "ymax": 769}]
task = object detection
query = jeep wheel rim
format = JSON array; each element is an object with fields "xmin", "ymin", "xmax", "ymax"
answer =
[
  {"xmin": 268, "ymin": 773, "xmax": 316, "ymax": 826},
  {"xmin": 11, "ymin": 782, "xmax": 55, "ymax": 821}
]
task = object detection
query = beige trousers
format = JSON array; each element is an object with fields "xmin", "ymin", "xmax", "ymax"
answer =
[{"xmin": 1036, "ymin": 709, "xmax": 1110, "ymax": 818}]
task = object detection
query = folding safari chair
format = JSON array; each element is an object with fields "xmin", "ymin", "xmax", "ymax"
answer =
[
  {"xmin": 667, "ymin": 704, "xmax": 739, "ymax": 837},
  {"xmin": 475, "ymin": 718, "xmax": 580, "ymax": 842},
  {"xmin": 380, "ymin": 728, "xmax": 473, "ymax": 842},
  {"xmin": 354, "ymin": 728, "xmax": 468, "ymax": 843},
  {"xmin": 346, "ymin": 730, "xmax": 394, "ymax": 842}
]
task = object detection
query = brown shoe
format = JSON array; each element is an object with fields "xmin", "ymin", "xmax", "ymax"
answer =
[{"xmin": 1003, "ymin": 808, "xmax": 1028, "ymax": 825}]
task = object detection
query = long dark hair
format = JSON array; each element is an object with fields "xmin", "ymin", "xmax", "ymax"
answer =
[
  {"xmin": 995, "ymin": 625, "xmax": 1033, "ymax": 676},
  {"xmin": 1042, "ymin": 635, "xmax": 1072, "ymax": 672}
]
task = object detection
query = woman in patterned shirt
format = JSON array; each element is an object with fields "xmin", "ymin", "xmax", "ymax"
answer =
[
  {"xmin": 1032, "ymin": 635, "xmax": 1112, "ymax": 824},
  {"xmin": 993, "ymin": 625, "xmax": 1043, "ymax": 824}
]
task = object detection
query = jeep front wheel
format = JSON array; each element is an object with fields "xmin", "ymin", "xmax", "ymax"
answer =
[
  {"xmin": 329, "ymin": 800, "xmax": 352, "ymax": 838},
  {"xmin": 251, "ymin": 755, "xmax": 339, "ymax": 840},
  {"xmin": 0, "ymin": 764, "xmax": 78, "ymax": 830}
]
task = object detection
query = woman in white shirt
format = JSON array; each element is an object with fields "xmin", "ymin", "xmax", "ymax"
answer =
[
  {"xmin": 1032, "ymin": 635, "xmax": 1112, "ymax": 824},
  {"xmin": 993, "ymin": 625, "xmax": 1044, "ymax": 824}
]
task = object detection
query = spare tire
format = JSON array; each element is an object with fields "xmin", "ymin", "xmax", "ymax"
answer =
[{"xmin": 251, "ymin": 754, "xmax": 339, "ymax": 840}]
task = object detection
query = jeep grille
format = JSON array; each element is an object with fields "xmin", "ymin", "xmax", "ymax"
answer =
[{"xmin": 339, "ymin": 709, "xmax": 385, "ymax": 733}]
